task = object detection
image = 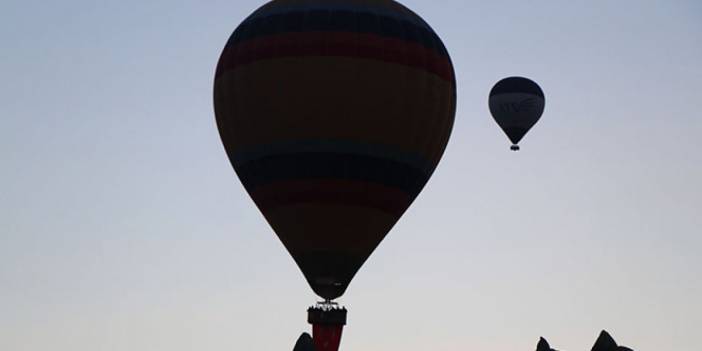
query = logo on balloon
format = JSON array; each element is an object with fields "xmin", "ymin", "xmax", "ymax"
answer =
[{"xmin": 500, "ymin": 98, "xmax": 537, "ymax": 113}]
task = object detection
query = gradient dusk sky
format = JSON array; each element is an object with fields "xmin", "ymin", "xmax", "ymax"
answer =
[{"xmin": 1, "ymin": 1, "xmax": 700, "ymax": 350}]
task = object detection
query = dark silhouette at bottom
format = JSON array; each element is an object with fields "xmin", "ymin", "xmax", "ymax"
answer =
[
  {"xmin": 536, "ymin": 330, "xmax": 634, "ymax": 351},
  {"xmin": 537, "ymin": 336, "xmax": 559, "ymax": 351},
  {"xmin": 294, "ymin": 333, "xmax": 316, "ymax": 351},
  {"xmin": 591, "ymin": 330, "xmax": 633, "ymax": 351}
]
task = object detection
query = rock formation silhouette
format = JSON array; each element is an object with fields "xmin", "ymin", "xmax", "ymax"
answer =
[
  {"xmin": 293, "ymin": 332, "xmax": 316, "ymax": 351},
  {"xmin": 591, "ymin": 330, "xmax": 633, "ymax": 351},
  {"xmin": 536, "ymin": 336, "xmax": 559, "ymax": 351},
  {"xmin": 536, "ymin": 330, "xmax": 634, "ymax": 351}
]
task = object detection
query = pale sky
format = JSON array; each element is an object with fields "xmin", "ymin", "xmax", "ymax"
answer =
[{"xmin": 1, "ymin": 1, "xmax": 700, "ymax": 350}]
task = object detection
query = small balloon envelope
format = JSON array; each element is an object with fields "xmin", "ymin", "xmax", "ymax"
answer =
[{"xmin": 488, "ymin": 76, "xmax": 545, "ymax": 150}]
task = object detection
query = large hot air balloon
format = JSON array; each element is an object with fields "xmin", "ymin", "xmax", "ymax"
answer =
[
  {"xmin": 488, "ymin": 77, "xmax": 545, "ymax": 151},
  {"xmin": 214, "ymin": 0, "xmax": 455, "ymax": 350}
]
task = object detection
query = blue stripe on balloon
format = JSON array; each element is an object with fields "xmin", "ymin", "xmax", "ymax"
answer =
[
  {"xmin": 229, "ymin": 139, "xmax": 436, "ymax": 176},
  {"xmin": 234, "ymin": 152, "xmax": 430, "ymax": 195}
]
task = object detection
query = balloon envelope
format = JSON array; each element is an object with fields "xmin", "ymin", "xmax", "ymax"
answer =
[
  {"xmin": 214, "ymin": 0, "xmax": 456, "ymax": 300},
  {"xmin": 488, "ymin": 77, "xmax": 545, "ymax": 149}
]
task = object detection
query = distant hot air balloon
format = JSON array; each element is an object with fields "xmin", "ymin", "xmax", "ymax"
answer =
[
  {"xmin": 488, "ymin": 77, "xmax": 545, "ymax": 151},
  {"xmin": 213, "ymin": 1, "xmax": 456, "ymax": 350}
]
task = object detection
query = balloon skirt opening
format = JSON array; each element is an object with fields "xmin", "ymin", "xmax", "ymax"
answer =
[{"xmin": 308, "ymin": 307, "xmax": 347, "ymax": 351}]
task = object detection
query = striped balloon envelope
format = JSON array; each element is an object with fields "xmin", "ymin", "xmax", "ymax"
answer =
[{"xmin": 214, "ymin": 0, "xmax": 456, "ymax": 301}]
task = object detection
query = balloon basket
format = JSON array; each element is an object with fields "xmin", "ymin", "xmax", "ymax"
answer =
[
  {"xmin": 308, "ymin": 303, "xmax": 347, "ymax": 351},
  {"xmin": 510, "ymin": 145, "xmax": 520, "ymax": 151}
]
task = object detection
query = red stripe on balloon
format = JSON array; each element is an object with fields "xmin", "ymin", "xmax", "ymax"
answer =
[
  {"xmin": 216, "ymin": 31, "xmax": 453, "ymax": 81},
  {"xmin": 248, "ymin": 179, "xmax": 413, "ymax": 216}
]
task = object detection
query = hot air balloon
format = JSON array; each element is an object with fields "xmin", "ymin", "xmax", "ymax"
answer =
[
  {"xmin": 488, "ymin": 77, "xmax": 545, "ymax": 151},
  {"xmin": 213, "ymin": 1, "xmax": 455, "ymax": 350}
]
